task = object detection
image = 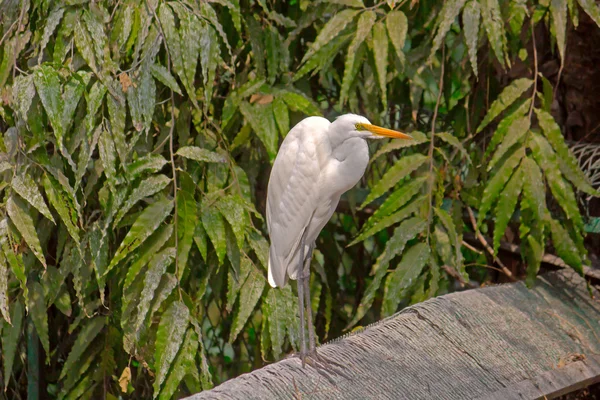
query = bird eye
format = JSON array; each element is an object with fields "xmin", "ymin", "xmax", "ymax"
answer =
[{"xmin": 355, "ymin": 123, "xmax": 366, "ymax": 131}]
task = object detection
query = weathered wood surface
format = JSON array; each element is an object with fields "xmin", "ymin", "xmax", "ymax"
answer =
[{"xmin": 186, "ymin": 270, "xmax": 600, "ymax": 399}]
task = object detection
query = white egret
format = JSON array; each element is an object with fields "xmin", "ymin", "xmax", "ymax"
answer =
[{"xmin": 266, "ymin": 113, "xmax": 412, "ymax": 365}]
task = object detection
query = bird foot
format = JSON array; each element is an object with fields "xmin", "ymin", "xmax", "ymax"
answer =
[{"xmin": 296, "ymin": 349, "xmax": 351, "ymax": 380}]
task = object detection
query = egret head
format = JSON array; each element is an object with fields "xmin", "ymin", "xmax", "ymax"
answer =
[{"xmin": 333, "ymin": 113, "xmax": 413, "ymax": 141}]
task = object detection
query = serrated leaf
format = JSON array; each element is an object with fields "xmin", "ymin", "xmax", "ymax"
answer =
[
  {"xmin": 488, "ymin": 116, "xmax": 530, "ymax": 171},
  {"xmin": 480, "ymin": 0, "xmax": 507, "ymax": 65},
  {"xmin": 176, "ymin": 146, "xmax": 226, "ymax": 163},
  {"xmin": 12, "ymin": 74, "xmax": 36, "ymax": 121},
  {"xmin": 128, "ymin": 63, "xmax": 156, "ymax": 133},
  {"xmin": 7, "ymin": 196, "xmax": 46, "ymax": 268},
  {"xmin": 272, "ymin": 97, "xmax": 290, "ymax": 136},
  {"xmin": 361, "ymin": 153, "xmax": 428, "ymax": 208},
  {"xmin": 0, "ymin": 250, "xmax": 7, "ymax": 324},
  {"xmin": 115, "ymin": 175, "xmax": 171, "ymax": 226},
  {"xmin": 347, "ymin": 217, "xmax": 426, "ymax": 329},
  {"xmin": 107, "ymin": 197, "xmax": 174, "ymax": 274},
  {"xmin": 201, "ymin": 203, "xmax": 227, "ymax": 264},
  {"xmin": 33, "ymin": 66, "xmax": 65, "ymax": 143},
  {"xmin": 126, "ymin": 154, "xmax": 168, "ymax": 179},
  {"xmin": 227, "ymin": 257, "xmax": 253, "ymax": 312},
  {"xmin": 216, "ymin": 195, "xmax": 247, "ymax": 249},
  {"xmin": 536, "ymin": 109, "xmax": 598, "ymax": 196},
  {"xmin": 280, "ymin": 90, "xmax": 321, "ymax": 116},
  {"xmin": 265, "ymin": 26, "xmax": 280, "ymax": 83},
  {"xmin": 193, "ymin": 223, "xmax": 208, "ymax": 262},
  {"xmin": 2, "ymin": 300, "xmax": 23, "ymax": 389},
  {"xmin": 386, "ymin": 10, "xmax": 407, "ymax": 65},
  {"xmin": 476, "ymin": 78, "xmax": 533, "ymax": 133},
  {"xmin": 351, "ymin": 195, "xmax": 425, "ymax": 245},
  {"xmin": 98, "ymin": 127, "xmax": 118, "ymax": 194},
  {"xmin": 478, "ymin": 146, "xmax": 525, "ymax": 226},
  {"xmin": 372, "ymin": 21, "xmax": 389, "ymax": 106},
  {"xmin": 135, "ymin": 248, "xmax": 175, "ymax": 334},
  {"xmin": 548, "ymin": 218, "xmax": 583, "ymax": 274},
  {"xmin": 371, "ymin": 131, "xmax": 429, "ymax": 160},
  {"xmin": 11, "ymin": 173, "xmax": 54, "ymax": 224},
  {"xmin": 248, "ymin": 230, "xmax": 269, "ymax": 270},
  {"xmin": 229, "ymin": 262, "xmax": 265, "ymax": 342},
  {"xmin": 159, "ymin": 328, "xmax": 198, "ymax": 400},
  {"xmin": 435, "ymin": 207, "xmax": 464, "ymax": 276},
  {"xmin": 551, "ymin": 0, "xmax": 568, "ymax": 62},
  {"xmin": 177, "ymin": 174, "xmax": 197, "ymax": 280},
  {"xmin": 153, "ymin": 301, "xmax": 189, "ymax": 398},
  {"xmin": 429, "ymin": 0, "xmax": 467, "ymax": 62},
  {"xmin": 463, "ymin": 1, "xmax": 481, "ymax": 76},
  {"xmin": 200, "ymin": 23, "xmax": 219, "ymax": 105},
  {"xmin": 38, "ymin": 6, "xmax": 65, "ymax": 64},
  {"xmin": 437, "ymin": 132, "xmax": 471, "ymax": 163},
  {"xmin": 521, "ymin": 157, "xmax": 547, "ymax": 222},
  {"xmin": 28, "ymin": 282, "xmax": 49, "ymax": 358},
  {"xmin": 240, "ymin": 101, "xmax": 279, "ymax": 161},
  {"xmin": 150, "ymin": 63, "xmax": 182, "ymax": 94},
  {"xmin": 59, "ymin": 317, "xmax": 105, "ymax": 379},
  {"xmin": 301, "ymin": 9, "xmax": 360, "ymax": 65},
  {"xmin": 493, "ymin": 165, "xmax": 524, "ymax": 254},
  {"xmin": 382, "ymin": 243, "xmax": 429, "ymax": 317},
  {"xmin": 483, "ymin": 98, "xmax": 531, "ymax": 160},
  {"xmin": 577, "ymin": 0, "xmax": 600, "ymax": 27},
  {"xmin": 530, "ymin": 132, "xmax": 583, "ymax": 230},
  {"xmin": 107, "ymin": 93, "xmax": 128, "ymax": 165},
  {"xmin": 330, "ymin": 0, "xmax": 364, "ymax": 6},
  {"xmin": 294, "ymin": 33, "xmax": 352, "ymax": 82},
  {"xmin": 340, "ymin": 10, "xmax": 375, "ymax": 105},
  {"xmin": 43, "ymin": 174, "xmax": 80, "ymax": 244},
  {"xmin": 363, "ymin": 175, "xmax": 428, "ymax": 234},
  {"xmin": 264, "ymin": 286, "xmax": 297, "ymax": 358}
]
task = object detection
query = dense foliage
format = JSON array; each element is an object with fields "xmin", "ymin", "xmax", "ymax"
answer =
[{"xmin": 0, "ymin": 0, "xmax": 598, "ymax": 398}]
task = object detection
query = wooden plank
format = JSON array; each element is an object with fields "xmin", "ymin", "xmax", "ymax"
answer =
[{"xmin": 185, "ymin": 270, "xmax": 600, "ymax": 400}]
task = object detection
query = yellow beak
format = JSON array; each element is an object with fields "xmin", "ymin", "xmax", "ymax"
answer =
[{"xmin": 360, "ymin": 123, "xmax": 413, "ymax": 140}]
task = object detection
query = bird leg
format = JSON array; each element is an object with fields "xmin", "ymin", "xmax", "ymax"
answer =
[
  {"xmin": 297, "ymin": 237, "xmax": 307, "ymax": 366},
  {"xmin": 303, "ymin": 244, "xmax": 317, "ymax": 354}
]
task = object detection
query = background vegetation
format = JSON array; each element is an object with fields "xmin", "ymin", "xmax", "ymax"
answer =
[{"xmin": 0, "ymin": 0, "xmax": 599, "ymax": 398}]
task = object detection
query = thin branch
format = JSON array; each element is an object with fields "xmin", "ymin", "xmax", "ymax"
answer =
[
  {"xmin": 426, "ymin": 46, "xmax": 445, "ymax": 244},
  {"xmin": 466, "ymin": 206, "xmax": 516, "ymax": 281}
]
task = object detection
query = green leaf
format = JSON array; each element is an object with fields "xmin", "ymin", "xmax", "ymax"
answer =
[
  {"xmin": 107, "ymin": 197, "xmax": 174, "ymax": 274},
  {"xmin": 476, "ymin": 78, "xmax": 533, "ymax": 133},
  {"xmin": 264, "ymin": 286, "xmax": 297, "ymax": 358},
  {"xmin": 488, "ymin": 116, "xmax": 530, "ymax": 171},
  {"xmin": 478, "ymin": 146, "xmax": 525, "ymax": 226},
  {"xmin": 159, "ymin": 328, "xmax": 199, "ymax": 400},
  {"xmin": 521, "ymin": 157, "xmax": 547, "ymax": 222},
  {"xmin": 551, "ymin": 0, "xmax": 568, "ymax": 61},
  {"xmin": 435, "ymin": 207, "xmax": 465, "ymax": 277},
  {"xmin": 126, "ymin": 154, "xmax": 169, "ymax": 179},
  {"xmin": 240, "ymin": 101, "xmax": 279, "ymax": 161},
  {"xmin": 33, "ymin": 66, "xmax": 64, "ymax": 144},
  {"xmin": 200, "ymin": 24, "xmax": 219, "ymax": 105},
  {"xmin": 280, "ymin": 90, "xmax": 321, "ymax": 116},
  {"xmin": 386, "ymin": 11, "xmax": 407, "ymax": 65},
  {"xmin": 11, "ymin": 173, "xmax": 54, "ymax": 224},
  {"xmin": 200, "ymin": 203, "xmax": 227, "ymax": 264},
  {"xmin": 360, "ymin": 153, "xmax": 428, "ymax": 208},
  {"xmin": 480, "ymin": 0, "xmax": 507, "ymax": 65},
  {"xmin": 127, "ymin": 62, "xmax": 156, "ymax": 133},
  {"xmin": 301, "ymin": 9, "xmax": 360, "ymax": 65},
  {"xmin": 177, "ymin": 174, "xmax": 197, "ymax": 280},
  {"xmin": 28, "ymin": 282, "xmax": 49, "ymax": 358},
  {"xmin": 437, "ymin": 132, "xmax": 471, "ymax": 163},
  {"xmin": 2, "ymin": 300, "xmax": 23, "ymax": 389},
  {"xmin": 371, "ymin": 131, "xmax": 429, "ymax": 160},
  {"xmin": 530, "ymin": 132, "xmax": 583, "ymax": 230},
  {"xmin": 493, "ymin": 165, "xmax": 524, "ymax": 254},
  {"xmin": 330, "ymin": 0, "xmax": 364, "ymax": 6},
  {"xmin": 483, "ymin": 98, "xmax": 531, "ymax": 160},
  {"xmin": 548, "ymin": 218, "xmax": 583, "ymax": 274},
  {"xmin": 38, "ymin": 6, "xmax": 65, "ymax": 63},
  {"xmin": 265, "ymin": 26, "xmax": 281, "ymax": 83},
  {"xmin": 176, "ymin": 146, "xmax": 226, "ymax": 163},
  {"xmin": 347, "ymin": 217, "xmax": 426, "ymax": 329},
  {"xmin": 229, "ymin": 262, "xmax": 265, "ymax": 342},
  {"xmin": 429, "ymin": 0, "xmax": 467, "ymax": 62},
  {"xmin": 114, "ymin": 175, "xmax": 171, "ymax": 226},
  {"xmin": 107, "ymin": 93, "xmax": 128, "ymax": 165},
  {"xmin": 272, "ymin": 97, "xmax": 290, "ymax": 136},
  {"xmin": 463, "ymin": 1, "xmax": 481, "ymax": 76},
  {"xmin": 59, "ymin": 317, "xmax": 105, "ymax": 379},
  {"xmin": 193, "ymin": 223, "xmax": 208, "ymax": 262},
  {"xmin": 294, "ymin": 33, "xmax": 352, "ymax": 81},
  {"xmin": 0, "ymin": 250, "xmax": 8, "ymax": 324},
  {"xmin": 227, "ymin": 257, "xmax": 253, "ymax": 312},
  {"xmin": 43, "ymin": 174, "xmax": 80, "ymax": 244},
  {"xmin": 248, "ymin": 230, "xmax": 269, "ymax": 270},
  {"xmin": 7, "ymin": 196, "xmax": 46, "ymax": 268},
  {"xmin": 153, "ymin": 301, "xmax": 189, "ymax": 398},
  {"xmin": 382, "ymin": 243, "xmax": 430, "ymax": 317},
  {"xmin": 246, "ymin": 16, "xmax": 266, "ymax": 78},
  {"xmin": 98, "ymin": 126, "xmax": 119, "ymax": 194},
  {"xmin": 150, "ymin": 63, "xmax": 182, "ymax": 95},
  {"xmin": 1, "ymin": 225, "xmax": 27, "ymax": 304},
  {"xmin": 135, "ymin": 248, "xmax": 176, "ymax": 334},
  {"xmin": 363, "ymin": 175, "xmax": 428, "ymax": 234},
  {"xmin": 351, "ymin": 195, "xmax": 426, "ymax": 245},
  {"xmin": 536, "ymin": 109, "xmax": 599, "ymax": 196},
  {"xmin": 12, "ymin": 74, "xmax": 36, "ymax": 121},
  {"xmin": 216, "ymin": 195, "xmax": 247, "ymax": 249},
  {"xmin": 577, "ymin": 0, "xmax": 600, "ymax": 27},
  {"xmin": 340, "ymin": 10, "xmax": 376, "ymax": 105},
  {"xmin": 372, "ymin": 21, "xmax": 388, "ymax": 106}
]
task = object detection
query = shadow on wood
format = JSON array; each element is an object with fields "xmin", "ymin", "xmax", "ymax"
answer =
[{"xmin": 185, "ymin": 270, "xmax": 600, "ymax": 400}]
